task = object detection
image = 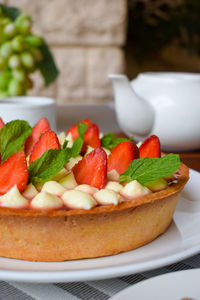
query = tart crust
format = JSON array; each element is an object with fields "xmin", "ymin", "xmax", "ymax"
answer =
[{"xmin": 0, "ymin": 163, "xmax": 189, "ymax": 261}]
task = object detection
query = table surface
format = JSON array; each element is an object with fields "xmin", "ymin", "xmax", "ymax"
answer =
[{"xmin": 1, "ymin": 104, "xmax": 199, "ymax": 299}]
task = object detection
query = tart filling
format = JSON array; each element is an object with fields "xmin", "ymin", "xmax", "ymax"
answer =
[{"xmin": 0, "ymin": 117, "xmax": 185, "ymax": 212}]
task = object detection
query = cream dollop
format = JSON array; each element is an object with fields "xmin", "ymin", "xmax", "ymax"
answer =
[
  {"xmin": 120, "ymin": 180, "xmax": 151, "ymax": 199},
  {"xmin": 0, "ymin": 185, "xmax": 28, "ymax": 208},
  {"xmin": 42, "ymin": 181, "xmax": 66, "ymax": 196},
  {"xmin": 31, "ymin": 192, "xmax": 63, "ymax": 209},
  {"xmin": 94, "ymin": 189, "xmax": 120, "ymax": 205},
  {"xmin": 62, "ymin": 190, "xmax": 96, "ymax": 210}
]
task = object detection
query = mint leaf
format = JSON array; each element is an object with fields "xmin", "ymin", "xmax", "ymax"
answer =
[
  {"xmin": 101, "ymin": 133, "xmax": 133, "ymax": 150},
  {"xmin": 28, "ymin": 123, "xmax": 89, "ymax": 184},
  {"xmin": 119, "ymin": 154, "xmax": 181, "ymax": 186},
  {"xmin": 62, "ymin": 140, "xmax": 68, "ymax": 149},
  {"xmin": 0, "ymin": 120, "xmax": 32, "ymax": 161},
  {"xmin": 38, "ymin": 40, "xmax": 59, "ymax": 86},
  {"xmin": 69, "ymin": 123, "xmax": 88, "ymax": 157},
  {"xmin": 28, "ymin": 149, "xmax": 70, "ymax": 184}
]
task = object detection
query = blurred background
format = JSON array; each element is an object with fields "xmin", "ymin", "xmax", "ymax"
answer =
[{"xmin": 1, "ymin": 0, "xmax": 199, "ymax": 104}]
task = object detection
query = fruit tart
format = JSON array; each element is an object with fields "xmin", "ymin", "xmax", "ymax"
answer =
[{"xmin": 0, "ymin": 118, "xmax": 189, "ymax": 261}]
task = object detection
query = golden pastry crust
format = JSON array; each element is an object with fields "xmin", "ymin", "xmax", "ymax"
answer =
[{"xmin": 0, "ymin": 162, "xmax": 189, "ymax": 261}]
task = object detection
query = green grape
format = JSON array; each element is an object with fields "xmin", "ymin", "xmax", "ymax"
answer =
[
  {"xmin": 3, "ymin": 22, "xmax": 16, "ymax": 38},
  {"xmin": 8, "ymin": 54, "xmax": 21, "ymax": 69},
  {"xmin": 0, "ymin": 17, "xmax": 11, "ymax": 26},
  {"xmin": 11, "ymin": 35, "xmax": 26, "ymax": 52},
  {"xmin": 25, "ymin": 35, "xmax": 43, "ymax": 48},
  {"xmin": 0, "ymin": 91, "xmax": 10, "ymax": 98},
  {"xmin": 21, "ymin": 51, "xmax": 34, "ymax": 70},
  {"xmin": 0, "ymin": 71, "xmax": 11, "ymax": 90},
  {"xmin": 0, "ymin": 55, "xmax": 7, "ymax": 69},
  {"xmin": 0, "ymin": 41, "xmax": 12, "ymax": 58},
  {"xmin": 15, "ymin": 14, "xmax": 32, "ymax": 35},
  {"xmin": 30, "ymin": 48, "xmax": 43, "ymax": 62},
  {"xmin": 12, "ymin": 69, "xmax": 26, "ymax": 82},
  {"xmin": 8, "ymin": 78, "xmax": 24, "ymax": 96}
]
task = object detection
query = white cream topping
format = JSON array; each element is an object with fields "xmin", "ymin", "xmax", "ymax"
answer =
[
  {"xmin": 102, "ymin": 147, "xmax": 111, "ymax": 156},
  {"xmin": 105, "ymin": 181, "xmax": 123, "ymax": 192},
  {"xmin": 107, "ymin": 169, "xmax": 120, "ymax": 181},
  {"xmin": 31, "ymin": 192, "xmax": 62, "ymax": 209},
  {"xmin": 58, "ymin": 172, "xmax": 77, "ymax": 189},
  {"xmin": 62, "ymin": 190, "xmax": 96, "ymax": 210},
  {"xmin": 22, "ymin": 183, "xmax": 38, "ymax": 199},
  {"xmin": 65, "ymin": 132, "xmax": 74, "ymax": 148},
  {"xmin": 0, "ymin": 185, "xmax": 28, "ymax": 208},
  {"xmin": 94, "ymin": 189, "xmax": 120, "ymax": 205},
  {"xmin": 120, "ymin": 180, "xmax": 151, "ymax": 198},
  {"xmin": 57, "ymin": 132, "xmax": 66, "ymax": 146},
  {"xmin": 75, "ymin": 184, "xmax": 98, "ymax": 195},
  {"xmin": 57, "ymin": 132, "xmax": 74, "ymax": 148},
  {"xmin": 42, "ymin": 181, "xmax": 66, "ymax": 196},
  {"xmin": 85, "ymin": 146, "xmax": 94, "ymax": 156},
  {"xmin": 65, "ymin": 156, "xmax": 82, "ymax": 170}
]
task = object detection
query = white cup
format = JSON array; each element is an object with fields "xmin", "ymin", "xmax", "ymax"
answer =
[{"xmin": 0, "ymin": 96, "xmax": 56, "ymax": 130}]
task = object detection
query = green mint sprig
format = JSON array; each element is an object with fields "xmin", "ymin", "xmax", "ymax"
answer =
[
  {"xmin": 28, "ymin": 123, "xmax": 88, "ymax": 184},
  {"xmin": 101, "ymin": 132, "xmax": 133, "ymax": 150},
  {"xmin": 0, "ymin": 120, "xmax": 32, "ymax": 161},
  {"xmin": 28, "ymin": 149, "xmax": 70, "ymax": 184},
  {"xmin": 69, "ymin": 122, "xmax": 88, "ymax": 157},
  {"xmin": 119, "ymin": 154, "xmax": 181, "ymax": 186}
]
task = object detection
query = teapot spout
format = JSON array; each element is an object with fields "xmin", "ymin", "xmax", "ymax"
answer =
[{"xmin": 108, "ymin": 74, "xmax": 154, "ymax": 137}]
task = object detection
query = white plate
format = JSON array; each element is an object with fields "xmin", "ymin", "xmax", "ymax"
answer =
[
  {"xmin": 0, "ymin": 169, "xmax": 200, "ymax": 283},
  {"xmin": 110, "ymin": 268, "xmax": 200, "ymax": 300}
]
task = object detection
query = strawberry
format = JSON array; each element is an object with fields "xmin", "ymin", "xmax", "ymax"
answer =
[
  {"xmin": 25, "ymin": 118, "xmax": 50, "ymax": 156},
  {"xmin": 81, "ymin": 123, "xmax": 101, "ymax": 153},
  {"xmin": 73, "ymin": 148, "xmax": 107, "ymax": 189},
  {"xmin": 66, "ymin": 119, "xmax": 92, "ymax": 140},
  {"xmin": 0, "ymin": 117, "xmax": 4, "ymax": 129},
  {"xmin": 0, "ymin": 152, "xmax": 28, "ymax": 195},
  {"xmin": 108, "ymin": 141, "xmax": 139, "ymax": 174},
  {"xmin": 29, "ymin": 130, "xmax": 60, "ymax": 164},
  {"xmin": 139, "ymin": 135, "xmax": 161, "ymax": 158}
]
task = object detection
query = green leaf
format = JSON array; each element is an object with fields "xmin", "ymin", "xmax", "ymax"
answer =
[
  {"xmin": 101, "ymin": 132, "xmax": 133, "ymax": 150},
  {"xmin": 28, "ymin": 149, "xmax": 70, "ymax": 184},
  {"xmin": 0, "ymin": 4, "xmax": 21, "ymax": 21},
  {"xmin": 69, "ymin": 123, "xmax": 88, "ymax": 157},
  {"xmin": 119, "ymin": 154, "xmax": 181, "ymax": 186},
  {"xmin": 62, "ymin": 140, "xmax": 68, "ymax": 149},
  {"xmin": 38, "ymin": 40, "xmax": 59, "ymax": 86},
  {"xmin": 0, "ymin": 120, "xmax": 32, "ymax": 161}
]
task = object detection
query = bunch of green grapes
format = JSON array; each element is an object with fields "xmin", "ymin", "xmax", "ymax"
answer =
[{"xmin": 0, "ymin": 7, "xmax": 43, "ymax": 98}]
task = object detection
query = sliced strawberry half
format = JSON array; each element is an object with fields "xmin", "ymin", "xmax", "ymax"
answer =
[
  {"xmin": 108, "ymin": 141, "xmax": 139, "ymax": 174},
  {"xmin": 139, "ymin": 135, "xmax": 161, "ymax": 158},
  {"xmin": 0, "ymin": 152, "xmax": 28, "ymax": 195},
  {"xmin": 29, "ymin": 130, "xmax": 60, "ymax": 164},
  {"xmin": 0, "ymin": 117, "xmax": 4, "ymax": 129},
  {"xmin": 66, "ymin": 119, "xmax": 92, "ymax": 140},
  {"xmin": 73, "ymin": 148, "xmax": 107, "ymax": 189},
  {"xmin": 25, "ymin": 118, "xmax": 50, "ymax": 156},
  {"xmin": 81, "ymin": 123, "xmax": 101, "ymax": 153}
]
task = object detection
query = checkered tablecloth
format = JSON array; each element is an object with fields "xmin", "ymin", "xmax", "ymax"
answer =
[{"xmin": 0, "ymin": 253, "xmax": 199, "ymax": 300}]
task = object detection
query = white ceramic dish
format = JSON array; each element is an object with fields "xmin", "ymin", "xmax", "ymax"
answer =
[
  {"xmin": 0, "ymin": 96, "xmax": 56, "ymax": 130},
  {"xmin": 0, "ymin": 169, "xmax": 199, "ymax": 283},
  {"xmin": 110, "ymin": 268, "xmax": 200, "ymax": 300}
]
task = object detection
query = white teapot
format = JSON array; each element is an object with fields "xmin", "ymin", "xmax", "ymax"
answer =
[{"xmin": 109, "ymin": 72, "xmax": 200, "ymax": 152}]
